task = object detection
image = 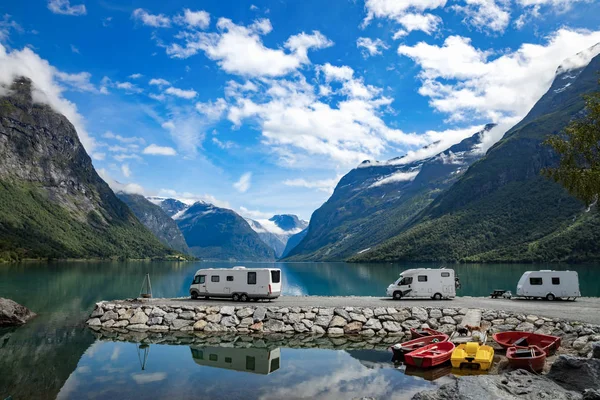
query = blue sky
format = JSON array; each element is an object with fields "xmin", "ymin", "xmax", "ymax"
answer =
[{"xmin": 0, "ymin": 0, "xmax": 599, "ymax": 220}]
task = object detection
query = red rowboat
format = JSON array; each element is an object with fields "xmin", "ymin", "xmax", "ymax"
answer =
[
  {"xmin": 391, "ymin": 335, "xmax": 449, "ymax": 360},
  {"xmin": 404, "ymin": 341, "xmax": 455, "ymax": 368},
  {"xmin": 492, "ymin": 332, "xmax": 561, "ymax": 355},
  {"xmin": 506, "ymin": 345, "xmax": 547, "ymax": 373},
  {"xmin": 410, "ymin": 327, "xmax": 445, "ymax": 339}
]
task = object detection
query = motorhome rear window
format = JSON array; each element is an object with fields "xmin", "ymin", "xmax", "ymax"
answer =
[
  {"xmin": 441, "ymin": 272, "xmax": 450, "ymax": 277},
  {"xmin": 271, "ymin": 270, "xmax": 281, "ymax": 283},
  {"xmin": 418, "ymin": 275, "xmax": 428, "ymax": 282},
  {"xmin": 211, "ymin": 275, "xmax": 220, "ymax": 282},
  {"xmin": 248, "ymin": 272, "xmax": 257, "ymax": 285},
  {"xmin": 193, "ymin": 275, "xmax": 205, "ymax": 284},
  {"xmin": 552, "ymin": 277, "xmax": 560, "ymax": 285},
  {"xmin": 530, "ymin": 277, "xmax": 543, "ymax": 285},
  {"xmin": 246, "ymin": 356, "xmax": 256, "ymax": 371},
  {"xmin": 227, "ymin": 276, "xmax": 234, "ymax": 282}
]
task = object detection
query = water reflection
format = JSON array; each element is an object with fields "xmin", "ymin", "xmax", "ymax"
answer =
[{"xmin": 190, "ymin": 345, "xmax": 281, "ymax": 375}]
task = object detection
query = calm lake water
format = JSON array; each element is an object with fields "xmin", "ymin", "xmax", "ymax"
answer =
[{"xmin": 1, "ymin": 261, "xmax": 598, "ymax": 399}]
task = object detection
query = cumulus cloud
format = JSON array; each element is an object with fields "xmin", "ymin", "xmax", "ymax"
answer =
[
  {"xmin": 165, "ymin": 86, "xmax": 197, "ymax": 99},
  {"xmin": 132, "ymin": 9, "xmax": 171, "ymax": 28},
  {"xmin": 398, "ymin": 28, "xmax": 600, "ymax": 123},
  {"xmin": 362, "ymin": 0, "xmax": 445, "ymax": 36},
  {"xmin": 174, "ymin": 9, "xmax": 210, "ymax": 29},
  {"xmin": 233, "ymin": 172, "xmax": 252, "ymax": 193},
  {"xmin": 451, "ymin": 0, "xmax": 511, "ymax": 34},
  {"xmin": 0, "ymin": 43, "xmax": 95, "ymax": 151},
  {"xmin": 128, "ymin": 73, "xmax": 142, "ymax": 79},
  {"xmin": 115, "ymin": 81, "xmax": 143, "ymax": 94},
  {"xmin": 142, "ymin": 144, "xmax": 177, "ymax": 156},
  {"xmin": 357, "ymin": 37, "xmax": 389, "ymax": 57},
  {"xmin": 97, "ymin": 168, "xmax": 145, "ymax": 195},
  {"xmin": 164, "ymin": 18, "xmax": 332, "ymax": 77},
  {"xmin": 149, "ymin": 78, "xmax": 170, "ymax": 86},
  {"xmin": 47, "ymin": 0, "xmax": 86, "ymax": 16},
  {"xmin": 196, "ymin": 98, "xmax": 228, "ymax": 119}
]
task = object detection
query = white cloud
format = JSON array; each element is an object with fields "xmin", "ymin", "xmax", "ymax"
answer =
[
  {"xmin": 196, "ymin": 98, "xmax": 228, "ymax": 119},
  {"xmin": 97, "ymin": 168, "xmax": 145, "ymax": 195},
  {"xmin": 149, "ymin": 78, "xmax": 170, "ymax": 86},
  {"xmin": 47, "ymin": 0, "xmax": 86, "ymax": 16},
  {"xmin": 357, "ymin": 37, "xmax": 389, "ymax": 57},
  {"xmin": 55, "ymin": 71, "xmax": 97, "ymax": 93},
  {"xmin": 115, "ymin": 81, "xmax": 143, "ymax": 94},
  {"xmin": 132, "ymin": 9, "xmax": 171, "ymax": 28},
  {"xmin": 70, "ymin": 44, "xmax": 79, "ymax": 54},
  {"xmin": 283, "ymin": 176, "xmax": 341, "ymax": 194},
  {"xmin": 128, "ymin": 73, "xmax": 143, "ymax": 79},
  {"xmin": 362, "ymin": 0, "xmax": 445, "ymax": 36},
  {"xmin": 516, "ymin": 0, "xmax": 593, "ymax": 9},
  {"xmin": 0, "ymin": 43, "xmax": 95, "ymax": 152},
  {"xmin": 397, "ymin": 29, "xmax": 600, "ymax": 123},
  {"xmin": 233, "ymin": 172, "xmax": 252, "ymax": 193},
  {"xmin": 451, "ymin": 0, "xmax": 511, "ymax": 34},
  {"xmin": 0, "ymin": 15, "xmax": 23, "ymax": 42},
  {"xmin": 102, "ymin": 17, "xmax": 112, "ymax": 27},
  {"xmin": 161, "ymin": 112, "xmax": 206, "ymax": 157},
  {"xmin": 318, "ymin": 63, "xmax": 354, "ymax": 82},
  {"xmin": 164, "ymin": 18, "xmax": 332, "ymax": 77},
  {"xmin": 102, "ymin": 131, "xmax": 146, "ymax": 145},
  {"xmin": 156, "ymin": 188, "xmax": 231, "ymax": 209},
  {"xmin": 370, "ymin": 170, "xmax": 419, "ymax": 187},
  {"xmin": 130, "ymin": 373, "xmax": 167, "ymax": 384},
  {"xmin": 165, "ymin": 86, "xmax": 197, "ymax": 99},
  {"xmin": 212, "ymin": 137, "xmax": 236, "ymax": 149},
  {"xmin": 175, "ymin": 9, "xmax": 210, "ymax": 29},
  {"xmin": 121, "ymin": 163, "xmax": 131, "ymax": 178},
  {"xmin": 113, "ymin": 153, "xmax": 142, "ymax": 162},
  {"xmin": 143, "ymin": 144, "xmax": 177, "ymax": 156},
  {"xmin": 92, "ymin": 152, "xmax": 105, "ymax": 160}
]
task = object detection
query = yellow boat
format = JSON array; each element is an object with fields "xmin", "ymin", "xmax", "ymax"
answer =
[{"xmin": 451, "ymin": 342, "xmax": 494, "ymax": 370}]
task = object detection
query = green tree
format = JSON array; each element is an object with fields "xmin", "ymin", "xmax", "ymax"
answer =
[{"xmin": 543, "ymin": 81, "xmax": 600, "ymax": 206}]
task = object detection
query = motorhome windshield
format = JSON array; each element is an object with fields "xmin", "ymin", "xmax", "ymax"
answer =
[{"xmin": 399, "ymin": 276, "xmax": 413, "ymax": 286}]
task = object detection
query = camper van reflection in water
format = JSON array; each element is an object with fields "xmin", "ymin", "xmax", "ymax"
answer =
[{"xmin": 189, "ymin": 346, "xmax": 281, "ymax": 375}]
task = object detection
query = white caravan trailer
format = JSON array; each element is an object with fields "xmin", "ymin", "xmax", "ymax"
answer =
[
  {"xmin": 189, "ymin": 266, "xmax": 282, "ymax": 301},
  {"xmin": 190, "ymin": 345, "xmax": 281, "ymax": 375},
  {"xmin": 386, "ymin": 268, "xmax": 457, "ymax": 300},
  {"xmin": 516, "ymin": 270, "xmax": 580, "ymax": 300}
]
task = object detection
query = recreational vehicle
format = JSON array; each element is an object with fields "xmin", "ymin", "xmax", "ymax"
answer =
[
  {"xmin": 190, "ymin": 345, "xmax": 281, "ymax": 375},
  {"xmin": 189, "ymin": 266, "xmax": 282, "ymax": 301},
  {"xmin": 386, "ymin": 268, "xmax": 457, "ymax": 300},
  {"xmin": 516, "ymin": 270, "xmax": 580, "ymax": 300}
]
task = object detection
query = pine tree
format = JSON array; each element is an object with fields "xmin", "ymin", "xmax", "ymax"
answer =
[{"xmin": 543, "ymin": 80, "xmax": 600, "ymax": 207}]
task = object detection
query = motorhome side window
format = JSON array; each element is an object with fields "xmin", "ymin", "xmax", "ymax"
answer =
[
  {"xmin": 400, "ymin": 277, "xmax": 413, "ymax": 285},
  {"xmin": 530, "ymin": 277, "xmax": 543, "ymax": 285},
  {"xmin": 193, "ymin": 275, "xmax": 205, "ymax": 284},
  {"xmin": 248, "ymin": 272, "xmax": 257, "ymax": 285},
  {"xmin": 227, "ymin": 276, "xmax": 234, "ymax": 282},
  {"xmin": 552, "ymin": 277, "xmax": 560, "ymax": 285},
  {"xmin": 211, "ymin": 275, "xmax": 220, "ymax": 283},
  {"xmin": 418, "ymin": 275, "xmax": 428, "ymax": 282},
  {"xmin": 271, "ymin": 270, "xmax": 281, "ymax": 283},
  {"xmin": 246, "ymin": 356, "xmax": 256, "ymax": 371},
  {"xmin": 441, "ymin": 272, "xmax": 450, "ymax": 277}
]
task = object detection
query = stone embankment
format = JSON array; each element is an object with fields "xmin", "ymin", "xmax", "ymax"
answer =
[{"xmin": 87, "ymin": 300, "xmax": 600, "ymax": 356}]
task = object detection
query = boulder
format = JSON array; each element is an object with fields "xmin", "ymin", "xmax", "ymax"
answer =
[
  {"xmin": 263, "ymin": 319, "xmax": 286, "ymax": 333},
  {"xmin": 113, "ymin": 320, "xmax": 129, "ymax": 328},
  {"xmin": 249, "ymin": 322, "xmax": 263, "ymax": 331},
  {"xmin": 90, "ymin": 307, "xmax": 104, "ymax": 318},
  {"xmin": 171, "ymin": 319, "xmax": 193, "ymax": 330},
  {"xmin": 130, "ymin": 311, "xmax": 149, "ymax": 325},
  {"xmin": 364, "ymin": 318, "xmax": 383, "ymax": 331},
  {"xmin": 179, "ymin": 311, "xmax": 195, "ymax": 320},
  {"xmin": 382, "ymin": 321, "xmax": 403, "ymax": 332},
  {"xmin": 412, "ymin": 307, "xmax": 428, "ymax": 322},
  {"xmin": 220, "ymin": 306, "xmax": 235, "ymax": 316},
  {"xmin": 334, "ymin": 308, "xmax": 351, "ymax": 321},
  {"xmin": 206, "ymin": 314, "xmax": 222, "ymax": 323},
  {"xmin": 314, "ymin": 315, "xmax": 333, "ymax": 327},
  {"xmin": 237, "ymin": 308, "xmax": 254, "ymax": 318},
  {"xmin": 311, "ymin": 325, "xmax": 326, "ymax": 335},
  {"xmin": 573, "ymin": 336, "xmax": 589, "ymax": 350},
  {"xmin": 547, "ymin": 355, "xmax": 600, "ymax": 393},
  {"xmin": 442, "ymin": 308, "xmax": 457, "ymax": 317},
  {"xmin": 515, "ymin": 322, "xmax": 535, "ymax": 332},
  {"xmin": 87, "ymin": 318, "xmax": 101, "ymax": 327},
  {"xmin": 350, "ymin": 313, "xmax": 367, "ymax": 323},
  {"xmin": 253, "ymin": 307, "xmax": 267, "ymax": 322},
  {"xmin": 344, "ymin": 321, "xmax": 363, "ymax": 334},
  {"xmin": 327, "ymin": 327, "xmax": 344, "ymax": 336},
  {"xmin": 439, "ymin": 316, "xmax": 456, "ymax": 325},
  {"xmin": 100, "ymin": 310, "xmax": 119, "ymax": 322},
  {"xmin": 412, "ymin": 369, "xmax": 581, "ymax": 400},
  {"xmin": 329, "ymin": 316, "xmax": 347, "ymax": 328},
  {"xmin": 429, "ymin": 309, "xmax": 443, "ymax": 319}
]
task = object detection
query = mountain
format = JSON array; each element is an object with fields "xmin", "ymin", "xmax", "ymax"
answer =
[
  {"xmin": 176, "ymin": 202, "xmax": 276, "ymax": 261},
  {"xmin": 353, "ymin": 48, "xmax": 600, "ymax": 263},
  {"xmin": 284, "ymin": 124, "xmax": 495, "ymax": 261},
  {"xmin": 148, "ymin": 197, "xmax": 190, "ymax": 218},
  {"xmin": 281, "ymin": 228, "xmax": 308, "ymax": 258},
  {"xmin": 246, "ymin": 215, "xmax": 308, "ymax": 258},
  {"xmin": 116, "ymin": 192, "xmax": 190, "ymax": 254},
  {"xmin": 0, "ymin": 77, "xmax": 177, "ymax": 261}
]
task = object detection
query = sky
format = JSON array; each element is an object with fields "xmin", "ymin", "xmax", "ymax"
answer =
[{"xmin": 0, "ymin": 0, "xmax": 599, "ymax": 220}]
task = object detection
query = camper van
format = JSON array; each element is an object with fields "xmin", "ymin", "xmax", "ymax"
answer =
[
  {"xmin": 189, "ymin": 266, "xmax": 282, "ymax": 301},
  {"xmin": 516, "ymin": 270, "xmax": 580, "ymax": 300},
  {"xmin": 190, "ymin": 345, "xmax": 281, "ymax": 375},
  {"xmin": 386, "ymin": 268, "xmax": 457, "ymax": 300}
]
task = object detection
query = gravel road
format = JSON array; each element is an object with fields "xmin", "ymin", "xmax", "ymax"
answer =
[{"xmin": 120, "ymin": 296, "xmax": 600, "ymax": 325}]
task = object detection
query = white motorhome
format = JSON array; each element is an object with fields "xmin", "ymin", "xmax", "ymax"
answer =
[
  {"xmin": 386, "ymin": 268, "xmax": 457, "ymax": 300},
  {"xmin": 189, "ymin": 266, "xmax": 282, "ymax": 301},
  {"xmin": 516, "ymin": 270, "xmax": 580, "ymax": 300},
  {"xmin": 190, "ymin": 345, "xmax": 281, "ymax": 375}
]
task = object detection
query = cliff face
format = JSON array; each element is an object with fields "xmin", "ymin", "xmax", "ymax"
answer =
[
  {"xmin": 0, "ymin": 77, "xmax": 175, "ymax": 260},
  {"xmin": 117, "ymin": 193, "xmax": 191, "ymax": 254}
]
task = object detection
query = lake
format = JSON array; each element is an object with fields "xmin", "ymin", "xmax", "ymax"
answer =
[{"xmin": 1, "ymin": 261, "xmax": 598, "ymax": 399}]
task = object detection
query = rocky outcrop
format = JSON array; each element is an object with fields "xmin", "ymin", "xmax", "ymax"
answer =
[
  {"xmin": 547, "ymin": 355, "xmax": 600, "ymax": 393},
  {"xmin": 0, "ymin": 298, "xmax": 36, "ymax": 326},
  {"xmin": 411, "ymin": 369, "xmax": 582, "ymax": 400}
]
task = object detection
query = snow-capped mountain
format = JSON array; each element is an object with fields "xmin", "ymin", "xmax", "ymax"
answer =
[{"xmin": 246, "ymin": 215, "xmax": 308, "ymax": 258}]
